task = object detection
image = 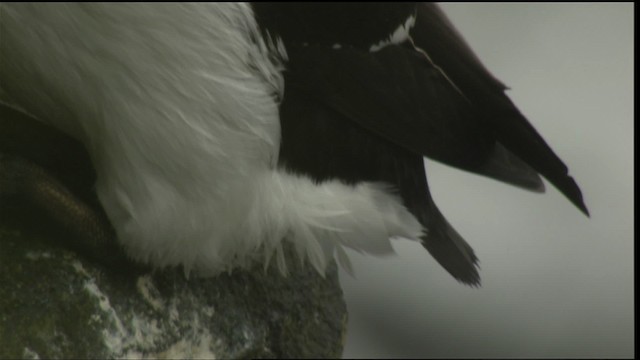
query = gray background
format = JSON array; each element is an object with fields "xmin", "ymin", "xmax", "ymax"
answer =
[{"xmin": 340, "ymin": 3, "xmax": 634, "ymax": 358}]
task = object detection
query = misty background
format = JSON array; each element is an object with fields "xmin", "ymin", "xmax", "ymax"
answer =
[{"xmin": 339, "ymin": 3, "xmax": 634, "ymax": 358}]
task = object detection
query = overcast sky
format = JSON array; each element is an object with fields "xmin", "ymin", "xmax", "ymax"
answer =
[{"xmin": 340, "ymin": 3, "xmax": 634, "ymax": 358}]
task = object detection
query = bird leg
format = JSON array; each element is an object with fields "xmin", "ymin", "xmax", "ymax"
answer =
[{"xmin": 0, "ymin": 106, "xmax": 146, "ymax": 275}]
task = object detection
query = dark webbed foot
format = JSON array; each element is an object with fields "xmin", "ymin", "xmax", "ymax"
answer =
[{"xmin": 1, "ymin": 105, "xmax": 146, "ymax": 275}]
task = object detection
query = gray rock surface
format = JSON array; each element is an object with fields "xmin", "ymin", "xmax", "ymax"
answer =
[{"xmin": 0, "ymin": 217, "xmax": 348, "ymax": 359}]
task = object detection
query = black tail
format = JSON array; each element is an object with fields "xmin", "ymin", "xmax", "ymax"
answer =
[
  {"xmin": 420, "ymin": 204, "xmax": 480, "ymax": 287},
  {"xmin": 394, "ymin": 155, "xmax": 481, "ymax": 287}
]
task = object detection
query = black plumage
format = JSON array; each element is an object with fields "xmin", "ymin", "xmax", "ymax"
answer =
[
  {"xmin": 261, "ymin": 3, "xmax": 589, "ymax": 285},
  {"xmin": 252, "ymin": 3, "xmax": 417, "ymax": 49},
  {"xmin": 411, "ymin": 4, "xmax": 588, "ymax": 213}
]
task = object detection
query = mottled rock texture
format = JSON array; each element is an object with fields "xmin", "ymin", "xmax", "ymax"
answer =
[{"xmin": 0, "ymin": 218, "xmax": 347, "ymax": 359}]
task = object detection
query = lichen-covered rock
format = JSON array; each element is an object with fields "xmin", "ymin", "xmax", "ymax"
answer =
[
  {"xmin": 0, "ymin": 217, "xmax": 347, "ymax": 359},
  {"xmin": 0, "ymin": 103, "xmax": 347, "ymax": 358}
]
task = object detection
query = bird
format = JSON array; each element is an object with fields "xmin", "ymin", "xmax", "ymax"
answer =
[{"xmin": 0, "ymin": 3, "xmax": 588, "ymax": 285}]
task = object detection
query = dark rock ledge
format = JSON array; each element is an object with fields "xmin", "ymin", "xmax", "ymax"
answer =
[{"xmin": 0, "ymin": 213, "xmax": 347, "ymax": 359}]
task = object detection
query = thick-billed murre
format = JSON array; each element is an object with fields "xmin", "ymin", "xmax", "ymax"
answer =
[{"xmin": 0, "ymin": 3, "xmax": 588, "ymax": 285}]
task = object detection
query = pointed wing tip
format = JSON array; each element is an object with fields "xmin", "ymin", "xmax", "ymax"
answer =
[
  {"xmin": 455, "ymin": 269, "xmax": 482, "ymax": 288},
  {"xmin": 576, "ymin": 201, "xmax": 590, "ymax": 218},
  {"xmin": 570, "ymin": 186, "xmax": 589, "ymax": 217},
  {"xmin": 560, "ymin": 176, "xmax": 590, "ymax": 217}
]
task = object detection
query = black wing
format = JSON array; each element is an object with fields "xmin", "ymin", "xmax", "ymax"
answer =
[
  {"xmin": 282, "ymin": 5, "xmax": 588, "ymax": 216},
  {"xmin": 411, "ymin": 3, "xmax": 589, "ymax": 215}
]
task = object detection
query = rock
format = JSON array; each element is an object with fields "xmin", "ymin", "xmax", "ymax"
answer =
[{"xmin": 0, "ymin": 215, "xmax": 348, "ymax": 359}]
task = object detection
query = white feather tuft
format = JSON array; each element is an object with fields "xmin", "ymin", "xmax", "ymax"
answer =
[{"xmin": 240, "ymin": 172, "xmax": 424, "ymax": 276}]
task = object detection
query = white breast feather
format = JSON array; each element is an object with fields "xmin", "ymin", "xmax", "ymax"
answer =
[{"xmin": 0, "ymin": 3, "xmax": 424, "ymax": 276}]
